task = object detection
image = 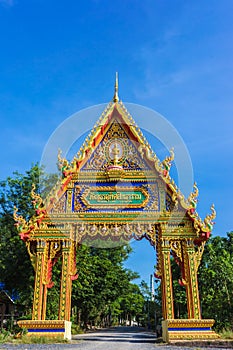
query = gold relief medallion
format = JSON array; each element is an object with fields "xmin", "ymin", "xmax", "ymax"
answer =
[{"xmin": 105, "ymin": 138, "xmax": 127, "ymax": 165}]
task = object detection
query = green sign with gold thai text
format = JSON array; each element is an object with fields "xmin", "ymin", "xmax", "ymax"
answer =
[{"xmin": 81, "ymin": 187, "xmax": 148, "ymax": 208}]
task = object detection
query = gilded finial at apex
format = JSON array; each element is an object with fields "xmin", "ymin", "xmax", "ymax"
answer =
[{"xmin": 113, "ymin": 72, "xmax": 119, "ymax": 103}]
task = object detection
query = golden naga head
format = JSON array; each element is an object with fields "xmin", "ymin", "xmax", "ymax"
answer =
[
  {"xmin": 203, "ymin": 204, "xmax": 216, "ymax": 232},
  {"xmin": 57, "ymin": 149, "xmax": 77, "ymax": 178},
  {"xmin": 162, "ymin": 147, "xmax": 174, "ymax": 175},
  {"xmin": 188, "ymin": 182, "xmax": 199, "ymax": 211},
  {"xmin": 31, "ymin": 184, "xmax": 43, "ymax": 210},
  {"xmin": 13, "ymin": 206, "xmax": 32, "ymax": 241},
  {"xmin": 13, "ymin": 206, "xmax": 27, "ymax": 232}
]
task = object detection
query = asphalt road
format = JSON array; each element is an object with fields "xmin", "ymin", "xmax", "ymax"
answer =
[
  {"xmin": 72, "ymin": 326, "xmax": 157, "ymax": 350},
  {"xmin": 0, "ymin": 326, "xmax": 232, "ymax": 350}
]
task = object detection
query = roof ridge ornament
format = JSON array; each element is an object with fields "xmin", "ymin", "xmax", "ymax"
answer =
[{"xmin": 113, "ymin": 72, "xmax": 119, "ymax": 103}]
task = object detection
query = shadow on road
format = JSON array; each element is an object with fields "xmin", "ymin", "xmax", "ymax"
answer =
[{"xmin": 73, "ymin": 326, "xmax": 158, "ymax": 344}]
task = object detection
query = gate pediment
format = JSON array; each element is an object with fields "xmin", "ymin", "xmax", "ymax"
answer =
[{"xmin": 38, "ymin": 99, "xmax": 216, "ymax": 243}]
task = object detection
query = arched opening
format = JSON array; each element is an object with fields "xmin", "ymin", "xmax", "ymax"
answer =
[{"xmin": 125, "ymin": 237, "xmax": 162, "ymax": 331}]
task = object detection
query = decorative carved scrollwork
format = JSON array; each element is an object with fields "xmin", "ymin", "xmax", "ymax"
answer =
[
  {"xmin": 58, "ymin": 149, "xmax": 77, "ymax": 178},
  {"xmin": 195, "ymin": 241, "xmax": 206, "ymax": 271},
  {"xmin": 26, "ymin": 241, "xmax": 37, "ymax": 270},
  {"xmin": 162, "ymin": 147, "xmax": 174, "ymax": 176},
  {"xmin": 203, "ymin": 204, "xmax": 216, "ymax": 231},
  {"xmin": 13, "ymin": 206, "xmax": 33, "ymax": 241},
  {"xmin": 188, "ymin": 182, "xmax": 199, "ymax": 211},
  {"xmin": 170, "ymin": 240, "xmax": 182, "ymax": 262},
  {"xmin": 31, "ymin": 184, "xmax": 47, "ymax": 224}
]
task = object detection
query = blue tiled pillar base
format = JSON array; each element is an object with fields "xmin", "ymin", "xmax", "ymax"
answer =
[
  {"xmin": 18, "ymin": 320, "xmax": 72, "ymax": 340},
  {"xmin": 162, "ymin": 319, "xmax": 220, "ymax": 342}
]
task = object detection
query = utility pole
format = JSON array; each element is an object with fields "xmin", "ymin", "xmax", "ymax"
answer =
[
  {"xmin": 150, "ymin": 274, "xmax": 157, "ymax": 331},
  {"xmin": 150, "ymin": 274, "xmax": 155, "ymax": 301}
]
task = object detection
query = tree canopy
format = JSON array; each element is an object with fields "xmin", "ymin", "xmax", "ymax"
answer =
[{"xmin": 198, "ymin": 232, "xmax": 233, "ymax": 330}]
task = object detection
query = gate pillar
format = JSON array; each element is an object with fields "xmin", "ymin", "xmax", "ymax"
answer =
[
  {"xmin": 32, "ymin": 240, "xmax": 48, "ymax": 320},
  {"xmin": 18, "ymin": 238, "xmax": 73, "ymax": 340},
  {"xmin": 59, "ymin": 240, "xmax": 72, "ymax": 321},
  {"xmin": 160, "ymin": 238, "xmax": 174, "ymax": 320},
  {"xmin": 182, "ymin": 239, "xmax": 201, "ymax": 319}
]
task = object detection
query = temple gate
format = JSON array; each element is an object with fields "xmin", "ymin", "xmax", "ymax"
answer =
[{"xmin": 14, "ymin": 78, "xmax": 219, "ymax": 341}]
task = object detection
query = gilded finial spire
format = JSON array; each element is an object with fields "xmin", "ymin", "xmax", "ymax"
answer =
[{"xmin": 113, "ymin": 72, "xmax": 119, "ymax": 102}]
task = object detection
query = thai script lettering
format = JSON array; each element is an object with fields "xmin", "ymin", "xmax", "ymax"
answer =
[{"xmin": 89, "ymin": 191, "xmax": 142, "ymax": 203}]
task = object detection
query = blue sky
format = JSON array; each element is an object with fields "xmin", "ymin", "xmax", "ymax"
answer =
[{"xmin": 0, "ymin": 0, "xmax": 233, "ymax": 284}]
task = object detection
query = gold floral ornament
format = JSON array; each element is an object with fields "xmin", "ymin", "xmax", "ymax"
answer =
[
  {"xmin": 195, "ymin": 241, "xmax": 206, "ymax": 272},
  {"xmin": 25, "ymin": 241, "xmax": 37, "ymax": 270},
  {"xmin": 161, "ymin": 147, "xmax": 174, "ymax": 177},
  {"xmin": 188, "ymin": 182, "xmax": 199, "ymax": 213},
  {"xmin": 70, "ymin": 241, "xmax": 78, "ymax": 280}
]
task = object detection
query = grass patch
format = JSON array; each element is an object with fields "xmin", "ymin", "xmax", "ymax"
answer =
[
  {"xmin": 18, "ymin": 335, "xmax": 69, "ymax": 344},
  {"xmin": 219, "ymin": 329, "xmax": 233, "ymax": 339},
  {"xmin": 0, "ymin": 333, "xmax": 69, "ymax": 345},
  {"xmin": 0, "ymin": 330, "xmax": 11, "ymax": 344}
]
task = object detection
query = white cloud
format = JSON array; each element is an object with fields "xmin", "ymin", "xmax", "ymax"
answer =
[{"xmin": 133, "ymin": 63, "xmax": 193, "ymax": 100}]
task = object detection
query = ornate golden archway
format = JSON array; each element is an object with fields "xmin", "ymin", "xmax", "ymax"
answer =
[{"xmin": 14, "ymin": 79, "xmax": 219, "ymax": 341}]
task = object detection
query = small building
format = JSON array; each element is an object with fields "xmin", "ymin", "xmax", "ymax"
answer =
[{"xmin": 0, "ymin": 290, "xmax": 16, "ymax": 329}]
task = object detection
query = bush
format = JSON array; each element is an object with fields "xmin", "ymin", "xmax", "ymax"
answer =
[{"xmin": 71, "ymin": 323, "xmax": 84, "ymax": 335}]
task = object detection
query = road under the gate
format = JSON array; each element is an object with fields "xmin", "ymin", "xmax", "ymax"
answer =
[
  {"xmin": 72, "ymin": 326, "xmax": 157, "ymax": 350},
  {"xmin": 71, "ymin": 327, "xmax": 231, "ymax": 350},
  {"xmin": 1, "ymin": 326, "xmax": 230, "ymax": 349}
]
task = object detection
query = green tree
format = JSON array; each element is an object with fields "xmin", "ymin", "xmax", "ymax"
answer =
[
  {"xmin": 131, "ymin": 279, "xmax": 162, "ymax": 330},
  {"xmin": 171, "ymin": 258, "xmax": 187, "ymax": 319},
  {"xmin": 198, "ymin": 233, "xmax": 233, "ymax": 330},
  {"xmin": 0, "ymin": 164, "xmax": 58, "ymax": 312},
  {"xmin": 116, "ymin": 283, "xmax": 145, "ymax": 326},
  {"xmin": 71, "ymin": 244, "xmax": 143, "ymax": 328},
  {"xmin": 0, "ymin": 165, "xmax": 41, "ymax": 311}
]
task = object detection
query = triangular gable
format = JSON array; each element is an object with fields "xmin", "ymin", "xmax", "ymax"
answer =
[
  {"xmin": 73, "ymin": 103, "xmax": 158, "ymax": 173},
  {"xmin": 81, "ymin": 115, "xmax": 151, "ymax": 172},
  {"xmin": 46, "ymin": 102, "xmax": 166, "ymax": 214},
  {"xmin": 40, "ymin": 98, "xmax": 215, "ymax": 239}
]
